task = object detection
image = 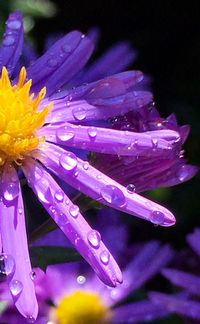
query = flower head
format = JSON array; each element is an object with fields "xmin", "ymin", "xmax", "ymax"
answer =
[{"xmin": 0, "ymin": 11, "xmax": 194, "ymax": 319}]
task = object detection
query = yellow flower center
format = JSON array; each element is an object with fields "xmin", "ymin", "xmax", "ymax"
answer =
[
  {"xmin": 53, "ymin": 290, "xmax": 112, "ymax": 324},
  {"xmin": 0, "ymin": 67, "xmax": 52, "ymax": 166}
]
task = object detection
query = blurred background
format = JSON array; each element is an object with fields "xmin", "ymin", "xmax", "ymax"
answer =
[{"xmin": 0, "ymin": 1, "xmax": 200, "ymax": 321}]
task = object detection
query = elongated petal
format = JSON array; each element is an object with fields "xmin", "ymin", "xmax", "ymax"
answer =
[
  {"xmin": 39, "ymin": 122, "xmax": 179, "ymax": 156},
  {"xmin": 0, "ymin": 12, "xmax": 23, "ymax": 76},
  {"xmin": 162, "ymin": 268, "xmax": 200, "ymax": 296},
  {"xmin": 187, "ymin": 228, "xmax": 200, "ymax": 257},
  {"xmin": 29, "ymin": 33, "xmax": 94, "ymax": 95},
  {"xmin": 37, "ymin": 143, "xmax": 176, "ymax": 226},
  {"xmin": 0, "ymin": 164, "xmax": 38, "ymax": 320},
  {"xmin": 75, "ymin": 42, "xmax": 137, "ymax": 85},
  {"xmin": 113, "ymin": 300, "xmax": 169, "ymax": 323},
  {"xmin": 22, "ymin": 159, "xmax": 122, "ymax": 287},
  {"xmin": 107, "ymin": 242, "xmax": 174, "ymax": 304},
  {"xmin": 149, "ymin": 292, "xmax": 200, "ymax": 320}
]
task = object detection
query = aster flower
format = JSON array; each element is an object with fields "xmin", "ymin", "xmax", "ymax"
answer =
[
  {"xmin": 149, "ymin": 228, "xmax": 200, "ymax": 321},
  {"xmin": 0, "ymin": 11, "xmax": 187, "ymax": 319},
  {"xmin": 0, "ymin": 210, "xmax": 174, "ymax": 323},
  {"xmin": 94, "ymin": 105, "xmax": 198, "ymax": 192}
]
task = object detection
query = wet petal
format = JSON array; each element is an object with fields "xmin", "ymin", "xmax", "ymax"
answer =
[
  {"xmin": 0, "ymin": 12, "xmax": 23, "ymax": 76},
  {"xmin": 39, "ymin": 122, "xmax": 179, "ymax": 156},
  {"xmin": 22, "ymin": 159, "xmax": 122, "ymax": 287},
  {"xmin": 0, "ymin": 164, "xmax": 38, "ymax": 320},
  {"xmin": 37, "ymin": 143, "xmax": 176, "ymax": 226}
]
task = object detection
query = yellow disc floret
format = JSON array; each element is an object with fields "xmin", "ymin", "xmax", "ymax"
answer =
[
  {"xmin": 54, "ymin": 290, "xmax": 112, "ymax": 324},
  {"xmin": 0, "ymin": 66, "xmax": 52, "ymax": 165}
]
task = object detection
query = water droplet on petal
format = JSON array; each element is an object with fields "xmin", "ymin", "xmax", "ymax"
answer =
[
  {"xmin": 87, "ymin": 230, "xmax": 101, "ymax": 248},
  {"xmin": 83, "ymin": 162, "xmax": 89, "ymax": 170},
  {"xmin": 72, "ymin": 107, "xmax": 86, "ymax": 121},
  {"xmin": 61, "ymin": 44, "xmax": 71, "ymax": 53},
  {"xmin": 177, "ymin": 165, "xmax": 190, "ymax": 182},
  {"xmin": 7, "ymin": 20, "xmax": 21, "ymax": 30},
  {"xmin": 26, "ymin": 316, "xmax": 35, "ymax": 323},
  {"xmin": 100, "ymin": 185, "xmax": 126, "ymax": 207},
  {"xmin": 126, "ymin": 184, "xmax": 136, "ymax": 194},
  {"xmin": 59, "ymin": 152, "xmax": 78, "ymax": 172},
  {"xmin": 49, "ymin": 206, "xmax": 56, "ymax": 214},
  {"xmin": 87, "ymin": 127, "xmax": 97, "ymax": 138},
  {"xmin": 0, "ymin": 254, "xmax": 15, "ymax": 276},
  {"xmin": 56, "ymin": 212, "xmax": 68, "ymax": 226},
  {"xmin": 47, "ymin": 58, "xmax": 58, "ymax": 67},
  {"xmin": 69, "ymin": 205, "xmax": 79, "ymax": 218},
  {"xmin": 150, "ymin": 210, "xmax": 165, "ymax": 225},
  {"xmin": 9, "ymin": 279, "xmax": 23, "ymax": 297},
  {"xmin": 77, "ymin": 275, "xmax": 86, "ymax": 285},
  {"xmin": 3, "ymin": 35, "xmax": 15, "ymax": 46},
  {"xmin": 151, "ymin": 138, "xmax": 158, "ymax": 148},
  {"xmin": 56, "ymin": 126, "xmax": 74, "ymax": 142},
  {"xmin": 35, "ymin": 178, "xmax": 52, "ymax": 204},
  {"xmin": 54, "ymin": 190, "xmax": 64, "ymax": 203},
  {"xmin": 100, "ymin": 250, "xmax": 110, "ymax": 265},
  {"xmin": 18, "ymin": 207, "xmax": 23, "ymax": 215},
  {"xmin": 3, "ymin": 182, "xmax": 19, "ymax": 202},
  {"xmin": 30, "ymin": 271, "xmax": 36, "ymax": 281}
]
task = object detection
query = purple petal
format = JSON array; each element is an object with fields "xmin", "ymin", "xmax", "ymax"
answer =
[
  {"xmin": 0, "ymin": 164, "xmax": 38, "ymax": 320},
  {"xmin": 22, "ymin": 159, "xmax": 122, "ymax": 287},
  {"xmin": 39, "ymin": 122, "xmax": 179, "ymax": 156},
  {"xmin": 107, "ymin": 242, "xmax": 174, "ymax": 303},
  {"xmin": 75, "ymin": 42, "xmax": 137, "ymax": 84},
  {"xmin": 162, "ymin": 268, "xmax": 200, "ymax": 296},
  {"xmin": 0, "ymin": 12, "xmax": 23, "ymax": 76},
  {"xmin": 28, "ymin": 32, "xmax": 94, "ymax": 95},
  {"xmin": 149, "ymin": 291, "xmax": 200, "ymax": 320},
  {"xmin": 37, "ymin": 143, "xmax": 176, "ymax": 226},
  {"xmin": 187, "ymin": 228, "xmax": 200, "ymax": 257},
  {"xmin": 113, "ymin": 300, "xmax": 169, "ymax": 323}
]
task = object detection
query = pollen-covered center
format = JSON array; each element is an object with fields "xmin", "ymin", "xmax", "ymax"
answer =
[
  {"xmin": 54, "ymin": 290, "xmax": 111, "ymax": 324},
  {"xmin": 0, "ymin": 67, "xmax": 52, "ymax": 165}
]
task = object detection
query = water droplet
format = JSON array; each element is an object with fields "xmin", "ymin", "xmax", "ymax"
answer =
[
  {"xmin": 9, "ymin": 279, "xmax": 23, "ymax": 297},
  {"xmin": 3, "ymin": 35, "xmax": 15, "ymax": 46},
  {"xmin": 47, "ymin": 58, "xmax": 58, "ymax": 67},
  {"xmin": 26, "ymin": 316, "xmax": 35, "ymax": 323},
  {"xmin": 61, "ymin": 44, "xmax": 71, "ymax": 53},
  {"xmin": 77, "ymin": 275, "xmax": 86, "ymax": 285},
  {"xmin": 59, "ymin": 152, "xmax": 78, "ymax": 172},
  {"xmin": 87, "ymin": 127, "xmax": 97, "ymax": 138},
  {"xmin": 69, "ymin": 205, "xmax": 79, "ymax": 218},
  {"xmin": 72, "ymin": 107, "xmax": 86, "ymax": 121},
  {"xmin": 151, "ymin": 138, "xmax": 158, "ymax": 148},
  {"xmin": 30, "ymin": 271, "xmax": 36, "ymax": 281},
  {"xmin": 87, "ymin": 230, "xmax": 101, "ymax": 248},
  {"xmin": 3, "ymin": 182, "xmax": 19, "ymax": 202},
  {"xmin": 100, "ymin": 185, "xmax": 126, "ymax": 207},
  {"xmin": 18, "ymin": 207, "xmax": 23, "ymax": 215},
  {"xmin": 0, "ymin": 254, "xmax": 15, "ymax": 276},
  {"xmin": 126, "ymin": 184, "xmax": 136, "ymax": 194},
  {"xmin": 56, "ymin": 212, "xmax": 68, "ymax": 226},
  {"xmin": 150, "ymin": 210, "xmax": 165, "ymax": 225},
  {"xmin": 54, "ymin": 190, "xmax": 64, "ymax": 203},
  {"xmin": 35, "ymin": 179, "xmax": 52, "ymax": 204},
  {"xmin": 49, "ymin": 206, "xmax": 56, "ymax": 214},
  {"xmin": 56, "ymin": 126, "xmax": 74, "ymax": 142},
  {"xmin": 100, "ymin": 250, "xmax": 110, "ymax": 265},
  {"xmin": 83, "ymin": 162, "xmax": 89, "ymax": 170},
  {"xmin": 177, "ymin": 165, "xmax": 189, "ymax": 182},
  {"xmin": 7, "ymin": 20, "xmax": 21, "ymax": 30}
]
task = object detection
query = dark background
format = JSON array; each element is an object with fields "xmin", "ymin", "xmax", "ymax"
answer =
[{"xmin": 32, "ymin": 0, "xmax": 200, "ymax": 246}]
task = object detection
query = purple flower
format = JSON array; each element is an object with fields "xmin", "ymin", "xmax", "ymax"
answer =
[
  {"xmin": 0, "ymin": 211, "xmax": 174, "ymax": 323},
  {"xmin": 149, "ymin": 228, "xmax": 200, "ymax": 321},
  {"xmin": 0, "ymin": 11, "xmax": 189, "ymax": 319},
  {"xmin": 94, "ymin": 105, "xmax": 198, "ymax": 192}
]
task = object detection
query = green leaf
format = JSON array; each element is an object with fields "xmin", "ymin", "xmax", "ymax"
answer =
[
  {"xmin": 0, "ymin": 301, "xmax": 8, "ymax": 315},
  {"xmin": 30, "ymin": 246, "xmax": 82, "ymax": 272}
]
